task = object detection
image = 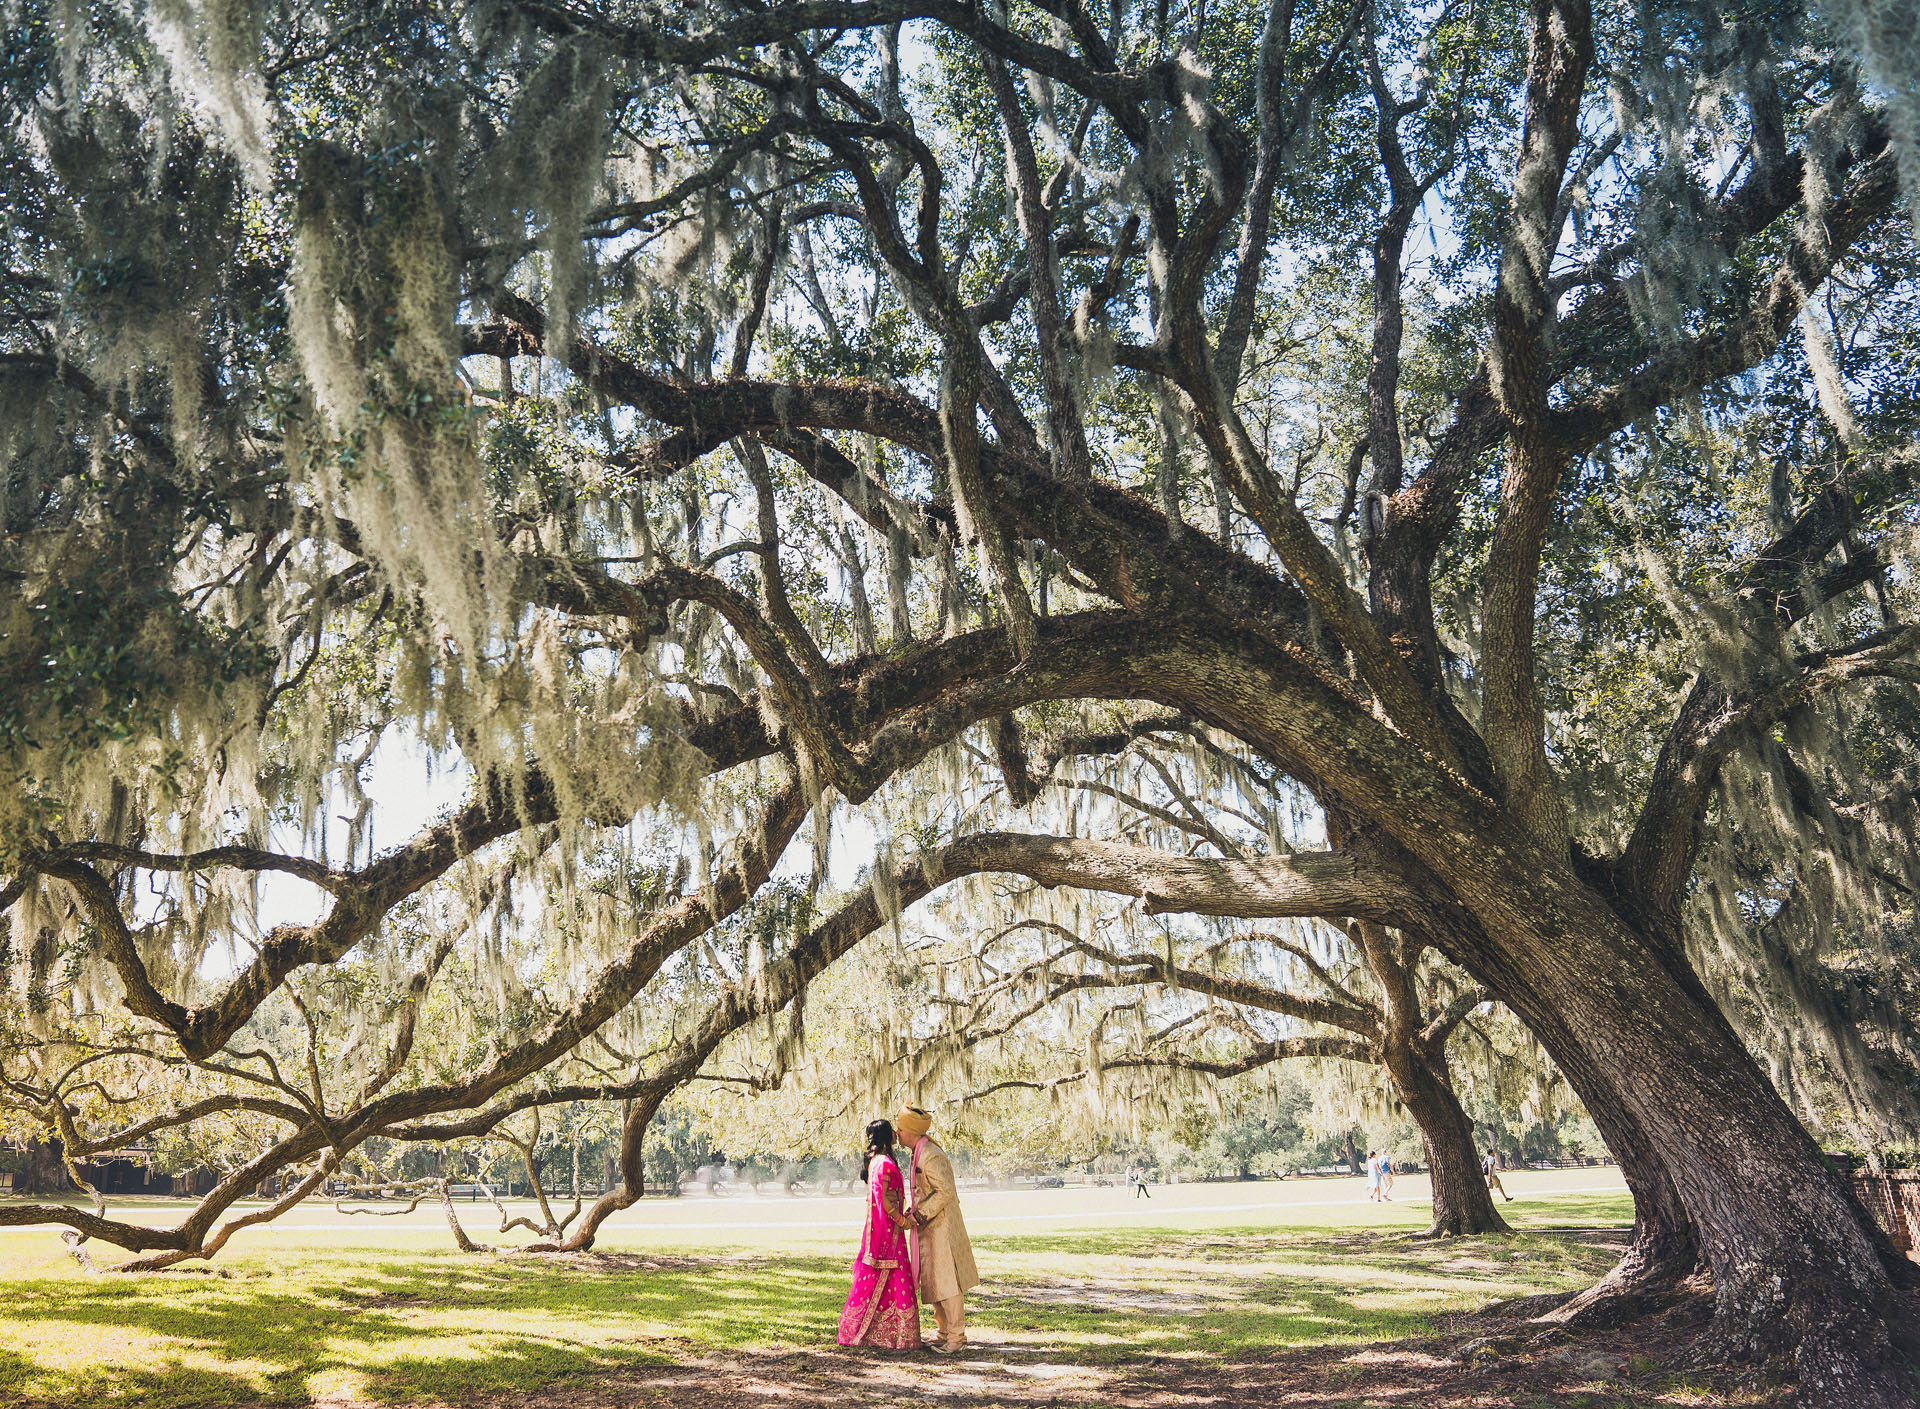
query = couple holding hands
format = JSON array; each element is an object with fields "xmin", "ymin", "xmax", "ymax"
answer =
[{"xmin": 834, "ymin": 1106, "xmax": 978, "ymax": 1354}]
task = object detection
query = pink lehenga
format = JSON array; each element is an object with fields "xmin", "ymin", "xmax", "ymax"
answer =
[{"xmin": 836, "ymin": 1154, "xmax": 921, "ymax": 1350}]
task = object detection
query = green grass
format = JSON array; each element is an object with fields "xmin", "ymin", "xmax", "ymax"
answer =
[
  {"xmin": 0, "ymin": 1175, "xmax": 1637, "ymax": 1407},
  {"xmin": 973, "ymin": 1222, "xmax": 1622, "ymax": 1361},
  {"xmin": 0, "ymin": 1245, "xmax": 843, "ymax": 1407}
]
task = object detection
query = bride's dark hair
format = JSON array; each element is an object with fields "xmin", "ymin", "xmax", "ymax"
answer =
[{"xmin": 858, "ymin": 1118, "xmax": 896, "ymax": 1182}]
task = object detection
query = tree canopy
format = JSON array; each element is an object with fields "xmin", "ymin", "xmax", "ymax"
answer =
[{"xmin": 2, "ymin": 0, "xmax": 1918, "ymax": 1399}]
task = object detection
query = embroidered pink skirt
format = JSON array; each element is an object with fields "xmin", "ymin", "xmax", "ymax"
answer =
[{"xmin": 836, "ymin": 1253, "xmax": 920, "ymax": 1349}]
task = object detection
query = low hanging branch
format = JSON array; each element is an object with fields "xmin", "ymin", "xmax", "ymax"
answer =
[{"xmin": 898, "ymin": 889, "xmax": 1505, "ymax": 1234}]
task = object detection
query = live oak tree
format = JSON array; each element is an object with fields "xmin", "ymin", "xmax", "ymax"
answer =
[
  {"xmin": 754, "ymin": 695, "xmax": 1516, "ymax": 1232},
  {"xmin": 3, "ymin": 0, "xmax": 1920, "ymax": 1401},
  {"xmin": 902, "ymin": 904, "xmax": 1510, "ymax": 1235},
  {"xmin": 696, "ymin": 724, "xmax": 1524, "ymax": 1233}
]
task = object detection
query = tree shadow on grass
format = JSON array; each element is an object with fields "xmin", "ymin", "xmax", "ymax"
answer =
[
  {"xmin": 0, "ymin": 1227, "xmax": 1639, "ymax": 1408},
  {"xmin": 0, "ymin": 1251, "xmax": 849, "ymax": 1407},
  {"xmin": 967, "ymin": 1226, "xmax": 1627, "ymax": 1369}
]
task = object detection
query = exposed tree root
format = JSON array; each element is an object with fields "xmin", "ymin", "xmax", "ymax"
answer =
[
  {"xmin": 1418, "ymin": 1208, "xmax": 1512, "ymax": 1239},
  {"xmin": 1470, "ymin": 1288, "xmax": 1576, "ymax": 1320},
  {"xmin": 1531, "ymin": 1224, "xmax": 1700, "ymax": 1331},
  {"xmin": 1486, "ymin": 1258, "xmax": 1919, "ymax": 1408}
]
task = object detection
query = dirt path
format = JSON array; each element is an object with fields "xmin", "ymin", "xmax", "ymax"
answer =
[{"xmin": 451, "ymin": 1328, "xmax": 1786, "ymax": 1409}]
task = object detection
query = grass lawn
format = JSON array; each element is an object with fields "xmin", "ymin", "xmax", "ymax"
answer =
[{"xmin": 0, "ymin": 1170, "xmax": 1695, "ymax": 1408}]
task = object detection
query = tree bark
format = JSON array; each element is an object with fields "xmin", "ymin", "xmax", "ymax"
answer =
[
  {"xmin": 1390, "ymin": 1047, "xmax": 1508, "ymax": 1237},
  {"xmin": 1481, "ymin": 968, "xmax": 1703, "ymax": 1321},
  {"xmin": 1448, "ymin": 892, "xmax": 1919, "ymax": 1400},
  {"xmin": 1340, "ymin": 916, "xmax": 1507, "ymax": 1237},
  {"xmin": 21, "ymin": 1140, "xmax": 72, "ymax": 1196}
]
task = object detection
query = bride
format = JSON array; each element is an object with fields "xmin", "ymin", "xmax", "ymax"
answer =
[{"xmin": 835, "ymin": 1118, "xmax": 922, "ymax": 1351}]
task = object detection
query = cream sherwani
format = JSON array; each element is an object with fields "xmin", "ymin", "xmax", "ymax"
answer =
[{"xmin": 909, "ymin": 1136, "xmax": 978, "ymax": 1345}]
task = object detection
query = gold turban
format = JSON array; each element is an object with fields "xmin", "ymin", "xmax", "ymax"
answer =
[{"xmin": 895, "ymin": 1105, "xmax": 932, "ymax": 1142}]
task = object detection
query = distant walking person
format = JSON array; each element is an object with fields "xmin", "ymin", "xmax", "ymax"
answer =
[
  {"xmin": 1365, "ymin": 1150, "xmax": 1383, "ymax": 1202},
  {"xmin": 1484, "ymin": 1146, "xmax": 1512, "ymax": 1202},
  {"xmin": 1379, "ymin": 1153, "xmax": 1395, "ymax": 1201},
  {"xmin": 1132, "ymin": 1164, "xmax": 1151, "ymax": 1199},
  {"xmin": 896, "ymin": 1105, "xmax": 978, "ymax": 1354}
]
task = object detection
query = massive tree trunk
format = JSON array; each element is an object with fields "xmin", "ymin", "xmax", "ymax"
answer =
[
  {"xmin": 21, "ymin": 1140, "xmax": 72, "ymax": 1196},
  {"xmin": 1136, "ymin": 645, "xmax": 1919, "ymax": 1398},
  {"xmin": 1521, "ymin": 1007, "xmax": 1702, "ymax": 1319},
  {"xmin": 1454, "ymin": 887, "xmax": 1919, "ymax": 1401}
]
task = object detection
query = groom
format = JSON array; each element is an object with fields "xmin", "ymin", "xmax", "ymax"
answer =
[{"xmin": 895, "ymin": 1104, "xmax": 977, "ymax": 1353}]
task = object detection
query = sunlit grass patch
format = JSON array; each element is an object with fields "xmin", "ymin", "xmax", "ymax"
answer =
[{"xmin": 972, "ymin": 1230, "xmax": 1618, "ymax": 1366}]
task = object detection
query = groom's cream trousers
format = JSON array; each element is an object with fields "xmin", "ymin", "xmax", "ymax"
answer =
[{"xmin": 931, "ymin": 1294, "xmax": 966, "ymax": 1346}]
